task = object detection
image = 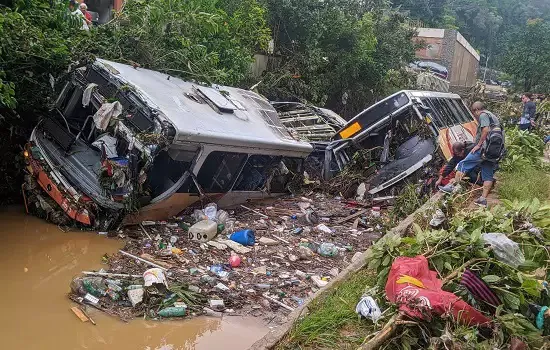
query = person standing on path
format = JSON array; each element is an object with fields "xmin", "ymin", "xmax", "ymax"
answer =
[
  {"xmin": 438, "ymin": 101, "xmax": 502, "ymax": 207},
  {"xmin": 520, "ymin": 93, "xmax": 536, "ymax": 131}
]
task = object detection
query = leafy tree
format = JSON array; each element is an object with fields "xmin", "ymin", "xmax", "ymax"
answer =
[
  {"xmin": 391, "ymin": 0, "xmax": 447, "ymax": 26},
  {"xmin": 501, "ymin": 18, "xmax": 550, "ymax": 92},
  {"xmin": 260, "ymin": 0, "xmax": 417, "ymax": 118},
  {"xmin": 92, "ymin": 0, "xmax": 271, "ymax": 85}
]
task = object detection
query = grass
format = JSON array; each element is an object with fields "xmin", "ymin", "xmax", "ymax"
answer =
[
  {"xmin": 497, "ymin": 165, "xmax": 550, "ymax": 202},
  {"xmin": 276, "ymin": 269, "xmax": 377, "ymax": 350}
]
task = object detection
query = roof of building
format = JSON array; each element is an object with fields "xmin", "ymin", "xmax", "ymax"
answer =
[{"xmin": 95, "ymin": 59, "xmax": 313, "ymax": 156}]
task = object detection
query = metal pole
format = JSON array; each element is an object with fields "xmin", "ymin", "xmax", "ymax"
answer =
[{"xmin": 482, "ymin": 54, "xmax": 490, "ymax": 81}]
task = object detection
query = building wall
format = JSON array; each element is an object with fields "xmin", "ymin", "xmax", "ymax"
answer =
[
  {"xmin": 414, "ymin": 28, "xmax": 480, "ymax": 88},
  {"xmin": 415, "ymin": 37, "xmax": 444, "ymax": 61}
]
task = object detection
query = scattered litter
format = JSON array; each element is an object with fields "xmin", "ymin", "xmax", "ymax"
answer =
[
  {"xmin": 482, "ymin": 233, "xmax": 526, "ymax": 268},
  {"xmin": 229, "ymin": 255, "xmax": 241, "ymax": 267},
  {"xmin": 355, "ymin": 296, "xmax": 382, "ymax": 322},
  {"xmin": 189, "ymin": 220, "xmax": 218, "ymax": 242},
  {"xmin": 71, "ymin": 195, "xmax": 386, "ymax": 323},
  {"xmin": 71, "ymin": 306, "xmax": 90, "ymax": 322},
  {"xmin": 259, "ymin": 237, "xmax": 279, "ymax": 246},
  {"xmin": 158, "ymin": 306, "xmax": 186, "ymax": 317},
  {"xmin": 317, "ymin": 243, "xmax": 339, "ymax": 257},
  {"xmin": 127, "ymin": 288, "xmax": 144, "ymax": 306},
  {"xmin": 429, "ymin": 209, "xmax": 446, "ymax": 227},
  {"xmin": 229, "ymin": 229, "xmax": 256, "ymax": 246},
  {"xmin": 220, "ymin": 239, "xmax": 252, "ymax": 254},
  {"xmin": 311, "ymin": 275, "xmax": 328, "ymax": 288},
  {"xmin": 209, "ymin": 299, "xmax": 225, "ymax": 311},
  {"xmin": 315, "ymin": 224, "xmax": 333, "ymax": 234}
]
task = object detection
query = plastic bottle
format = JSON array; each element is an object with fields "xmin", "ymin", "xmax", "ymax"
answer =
[
  {"xmin": 158, "ymin": 306, "xmax": 186, "ymax": 317},
  {"xmin": 204, "ymin": 203, "xmax": 218, "ymax": 220},
  {"xmin": 229, "ymin": 229, "xmax": 256, "ymax": 246},
  {"xmin": 82, "ymin": 277, "xmax": 106, "ymax": 297},
  {"xmin": 255, "ymin": 284, "xmax": 272, "ymax": 290},
  {"xmin": 317, "ymin": 243, "xmax": 339, "ymax": 257}
]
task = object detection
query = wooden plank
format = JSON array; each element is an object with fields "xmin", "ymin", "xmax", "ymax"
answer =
[
  {"xmin": 334, "ymin": 209, "xmax": 367, "ymax": 225},
  {"xmin": 71, "ymin": 306, "xmax": 89, "ymax": 322}
]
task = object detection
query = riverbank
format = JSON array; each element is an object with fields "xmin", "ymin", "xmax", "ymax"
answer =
[
  {"xmin": 269, "ymin": 131, "xmax": 550, "ymax": 350},
  {"xmin": 0, "ymin": 207, "xmax": 267, "ymax": 350}
]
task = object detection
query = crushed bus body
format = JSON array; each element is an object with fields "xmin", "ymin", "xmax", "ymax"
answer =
[
  {"xmin": 309, "ymin": 90, "xmax": 478, "ymax": 195},
  {"xmin": 24, "ymin": 59, "xmax": 312, "ymax": 229}
]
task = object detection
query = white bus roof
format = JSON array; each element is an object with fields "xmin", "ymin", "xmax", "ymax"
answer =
[{"xmin": 95, "ymin": 59, "xmax": 313, "ymax": 156}]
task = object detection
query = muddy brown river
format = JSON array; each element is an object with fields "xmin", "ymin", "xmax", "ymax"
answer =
[{"xmin": 0, "ymin": 207, "xmax": 268, "ymax": 349}]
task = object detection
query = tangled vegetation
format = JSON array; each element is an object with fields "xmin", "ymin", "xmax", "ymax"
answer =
[
  {"xmin": 362, "ymin": 196, "xmax": 550, "ymax": 349},
  {"xmin": 260, "ymin": 0, "xmax": 418, "ymax": 118},
  {"xmin": 92, "ymin": 0, "xmax": 271, "ymax": 85}
]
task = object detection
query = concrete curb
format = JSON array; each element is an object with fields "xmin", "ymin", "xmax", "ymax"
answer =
[{"xmin": 249, "ymin": 192, "xmax": 444, "ymax": 350}]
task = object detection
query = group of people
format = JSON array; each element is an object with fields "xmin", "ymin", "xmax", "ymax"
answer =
[
  {"xmin": 435, "ymin": 93, "xmax": 538, "ymax": 207},
  {"xmin": 69, "ymin": 0, "xmax": 93, "ymax": 31},
  {"xmin": 436, "ymin": 101, "xmax": 503, "ymax": 207}
]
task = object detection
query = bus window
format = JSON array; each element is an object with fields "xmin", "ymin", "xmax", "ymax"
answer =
[
  {"xmin": 147, "ymin": 150, "xmax": 193, "ymax": 198},
  {"xmin": 197, "ymin": 151, "xmax": 247, "ymax": 193},
  {"xmin": 233, "ymin": 155, "xmax": 280, "ymax": 191},
  {"xmin": 269, "ymin": 157, "xmax": 303, "ymax": 193},
  {"xmin": 453, "ymin": 99, "xmax": 474, "ymax": 122},
  {"xmin": 420, "ymin": 98, "xmax": 443, "ymax": 129}
]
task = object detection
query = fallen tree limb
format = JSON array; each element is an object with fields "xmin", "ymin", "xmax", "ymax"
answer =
[
  {"xmin": 441, "ymin": 258, "xmax": 488, "ymax": 285},
  {"xmin": 357, "ymin": 313, "xmax": 404, "ymax": 350}
]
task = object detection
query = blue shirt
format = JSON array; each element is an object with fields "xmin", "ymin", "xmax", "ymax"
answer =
[{"xmin": 520, "ymin": 101, "xmax": 536, "ymax": 125}]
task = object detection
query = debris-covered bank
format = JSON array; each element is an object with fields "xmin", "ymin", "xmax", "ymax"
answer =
[
  {"xmin": 69, "ymin": 194, "xmax": 390, "ymax": 323},
  {"xmin": 275, "ymin": 192, "xmax": 550, "ymax": 350}
]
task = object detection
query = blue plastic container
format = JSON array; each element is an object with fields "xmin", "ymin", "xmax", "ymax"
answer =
[{"xmin": 229, "ymin": 229, "xmax": 256, "ymax": 246}]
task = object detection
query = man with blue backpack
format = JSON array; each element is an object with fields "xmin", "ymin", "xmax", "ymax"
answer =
[{"xmin": 439, "ymin": 101, "xmax": 505, "ymax": 207}]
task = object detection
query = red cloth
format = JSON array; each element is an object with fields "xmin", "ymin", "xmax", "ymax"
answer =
[
  {"xmin": 84, "ymin": 11, "xmax": 92, "ymax": 22},
  {"xmin": 385, "ymin": 256, "xmax": 491, "ymax": 326},
  {"xmin": 439, "ymin": 167, "xmax": 456, "ymax": 186}
]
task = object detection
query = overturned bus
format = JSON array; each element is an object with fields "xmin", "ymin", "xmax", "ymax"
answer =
[
  {"xmin": 24, "ymin": 59, "xmax": 312, "ymax": 229},
  {"xmin": 314, "ymin": 90, "xmax": 478, "ymax": 195}
]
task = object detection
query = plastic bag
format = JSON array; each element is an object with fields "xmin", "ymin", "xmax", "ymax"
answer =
[
  {"xmin": 317, "ymin": 242, "xmax": 338, "ymax": 257},
  {"xmin": 429, "ymin": 209, "xmax": 446, "ymax": 227},
  {"xmin": 355, "ymin": 296, "xmax": 382, "ymax": 322},
  {"xmin": 385, "ymin": 256, "xmax": 491, "ymax": 326},
  {"xmin": 482, "ymin": 233, "xmax": 525, "ymax": 268},
  {"xmin": 204, "ymin": 203, "xmax": 218, "ymax": 221}
]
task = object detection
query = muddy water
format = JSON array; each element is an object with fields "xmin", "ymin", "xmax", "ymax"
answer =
[{"xmin": 0, "ymin": 207, "xmax": 268, "ymax": 349}]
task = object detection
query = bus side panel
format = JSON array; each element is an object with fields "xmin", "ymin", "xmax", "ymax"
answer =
[
  {"xmin": 216, "ymin": 191, "xmax": 284, "ymax": 208},
  {"xmin": 123, "ymin": 193, "xmax": 201, "ymax": 224},
  {"xmin": 438, "ymin": 121, "xmax": 478, "ymax": 160}
]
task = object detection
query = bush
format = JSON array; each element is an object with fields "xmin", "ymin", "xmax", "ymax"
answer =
[
  {"xmin": 500, "ymin": 128, "xmax": 545, "ymax": 171},
  {"xmin": 92, "ymin": 0, "xmax": 271, "ymax": 85}
]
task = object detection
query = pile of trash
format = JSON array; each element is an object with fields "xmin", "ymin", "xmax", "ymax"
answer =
[
  {"xmin": 356, "ymin": 197, "xmax": 550, "ymax": 349},
  {"xmin": 69, "ymin": 194, "xmax": 391, "ymax": 323}
]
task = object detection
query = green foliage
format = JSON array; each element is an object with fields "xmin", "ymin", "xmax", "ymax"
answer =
[
  {"xmin": 260, "ymin": 0, "xmax": 417, "ymax": 117},
  {"xmin": 501, "ymin": 18, "xmax": 550, "ymax": 92},
  {"xmin": 365, "ymin": 196, "xmax": 550, "ymax": 347},
  {"xmin": 501, "ymin": 128, "xmax": 545, "ymax": 171},
  {"xmin": 93, "ymin": 0, "xmax": 271, "ymax": 85},
  {"xmin": 389, "ymin": 183, "xmax": 426, "ymax": 222},
  {"xmin": 0, "ymin": 0, "xmax": 87, "ymax": 113}
]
